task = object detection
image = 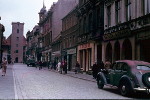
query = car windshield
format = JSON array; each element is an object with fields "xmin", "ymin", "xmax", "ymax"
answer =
[{"xmin": 137, "ymin": 65, "xmax": 150, "ymax": 70}]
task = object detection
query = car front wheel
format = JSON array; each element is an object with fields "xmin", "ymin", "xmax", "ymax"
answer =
[
  {"xmin": 119, "ymin": 81, "xmax": 132, "ymax": 96},
  {"xmin": 97, "ymin": 76, "xmax": 104, "ymax": 89}
]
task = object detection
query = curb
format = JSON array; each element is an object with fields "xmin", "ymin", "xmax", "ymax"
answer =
[{"xmin": 46, "ymin": 69, "xmax": 96, "ymax": 83}]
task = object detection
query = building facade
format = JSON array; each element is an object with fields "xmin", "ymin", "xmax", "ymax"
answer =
[
  {"xmin": 77, "ymin": 0, "xmax": 104, "ymax": 71},
  {"xmin": 37, "ymin": 0, "xmax": 79, "ymax": 63},
  {"xmin": 2, "ymin": 36, "xmax": 11, "ymax": 63},
  {"xmin": 10, "ymin": 22, "xmax": 26, "ymax": 63},
  {"xmin": 61, "ymin": 6, "xmax": 79, "ymax": 71},
  {"xmin": 0, "ymin": 23, "xmax": 5, "ymax": 62},
  {"xmin": 26, "ymin": 25, "xmax": 40, "ymax": 62},
  {"xmin": 103, "ymin": 0, "xmax": 150, "ymax": 63}
]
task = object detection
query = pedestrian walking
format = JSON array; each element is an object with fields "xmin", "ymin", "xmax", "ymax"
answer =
[
  {"xmin": 39, "ymin": 61, "xmax": 43, "ymax": 70},
  {"xmin": 75, "ymin": 61, "xmax": 80, "ymax": 74},
  {"xmin": 92, "ymin": 62, "xmax": 98, "ymax": 79},
  {"xmin": 57, "ymin": 61, "xmax": 61, "ymax": 73},
  {"xmin": 64, "ymin": 60, "xmax": 67, "ymax": 74},
  {"xmin": 1, "ymin": 57, "xmax": 7, "ymax": 76}
]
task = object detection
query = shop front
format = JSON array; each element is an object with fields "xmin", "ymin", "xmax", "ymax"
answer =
[
  {"xmin": 52, "ymin": 51, "xmax": 61, "ymax": 63},
  {"xmin": 77, "ymin": 43, "xmax": 95, "ymax": 72},
  {"xmin": 67, "ymin": 48, "xmax": 76, "ymax": 71},
  {"xmin": 137, "ymin": 29, "xmax": 150, "ymax": 62}
]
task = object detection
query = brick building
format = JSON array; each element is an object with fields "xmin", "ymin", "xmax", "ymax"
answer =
[
  {"xmin": 7, "ymin": 22, "xmax": 26, "ymax": 63},
  {"xmin": 61, "ymin": 6, "xmax": 79, "ymax": 71}
]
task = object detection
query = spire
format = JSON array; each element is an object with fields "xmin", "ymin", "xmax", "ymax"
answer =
[{"xmin": 43, "ymin": 0, "xmax": 45, "ymax": 8}]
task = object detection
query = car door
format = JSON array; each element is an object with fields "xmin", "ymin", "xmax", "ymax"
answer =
[
  {"xmin": 109, "ymin": 62, "xmax": 116, "ymax": 84},
  {"xmin": 112, "ymin": 62, "xmax": 124, "ymax": 86}
]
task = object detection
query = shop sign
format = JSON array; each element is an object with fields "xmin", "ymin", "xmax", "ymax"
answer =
[
  {"xmin": 67, "ymin": 48, "xmax": 76, "ymax": 54},
  {"xmin": 103, "ymin": 29, "xmax": 131, "ymax": 41},
  {"xmin": 52, "ymin": 51, "xmax": 61, "ymax": 56},
  {"xmin": 79, "ymin": 43, "xmax": 92, "ymax": 50},
  {"xmin": 137, "ymin": 31, "xmax": 150, "ymax": 40}
]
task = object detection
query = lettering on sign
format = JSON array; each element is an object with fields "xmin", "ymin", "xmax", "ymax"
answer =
[
  {"xmin": 103, "ymin": 29, "xmax": 131, "ymax": 41},
  {"xmin": 67, "ymin": 48, "xmax": 76, "ymax": 54},
  {"xmin": 79, "ymin": 43, "xmax": 91, "ymax": 50}
]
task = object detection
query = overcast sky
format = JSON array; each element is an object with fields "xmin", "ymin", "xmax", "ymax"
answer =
[{"xmin": 0, "ymin": 0, "xmax": 58, "ymax": 38}]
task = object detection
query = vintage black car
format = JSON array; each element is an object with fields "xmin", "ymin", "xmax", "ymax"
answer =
[
  {"xmin": 26, "ymin": 60, "xmax": 36, "ymax": 67},
  {"xmin": 97, "ymin": 60, "xmax": 150, "ymax": 96}
]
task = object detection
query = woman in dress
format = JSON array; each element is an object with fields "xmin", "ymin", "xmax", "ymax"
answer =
[{"xmin": 2, "ymin": 57, "xmax": 7, "ymax": 76}]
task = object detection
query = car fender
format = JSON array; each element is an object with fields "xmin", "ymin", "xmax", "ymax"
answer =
[
  {"xmin": 97, "ymin": 72, "xmax": 107, "ymax": 84},
  {"xmin": 119, "ymin": 75, "xmax": 134, "ymax": 90}
]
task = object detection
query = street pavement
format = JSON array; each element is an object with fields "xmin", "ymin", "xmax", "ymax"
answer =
[
  {"xmin": 0, "ymin": 64, "xmax": 15, "ymax": 99},
  {"xmin": 0, "ymin": 63, "xmax": 149, "ymax": 99}
]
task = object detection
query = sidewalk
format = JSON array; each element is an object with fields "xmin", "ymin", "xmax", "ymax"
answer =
[
  {"xmin": 66, "ymin": 71, "xmax": 96, "ymax": 82},
  {"xmin": 45, "ymin": 68, "xmax": 96, "ymax": 83},
  {"xmin": 0, "ymin": 65, "xmax": 15, "ymax": 99}
]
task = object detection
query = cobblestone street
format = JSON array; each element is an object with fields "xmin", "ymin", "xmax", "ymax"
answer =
[{"xmin": 0, "ymin": 64, "xmax": 149, "ymax": 99}]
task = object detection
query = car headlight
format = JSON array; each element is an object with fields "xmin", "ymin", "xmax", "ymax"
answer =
[{"xmin": 148, "ymin": 77, "xmax": 150, "ymax": 82}]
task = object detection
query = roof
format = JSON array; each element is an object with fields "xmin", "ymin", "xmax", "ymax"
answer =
[{"xmin": 116, "ymin": 60, "xmax": 150, "ymax": 67}]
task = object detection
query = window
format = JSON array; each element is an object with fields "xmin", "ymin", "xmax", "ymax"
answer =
[
  {"xmin": 17, "ymin": 29, "xmax": 19, "ymax": 33},
  {"xmin": 83, "ymin": 17, "xmax": 87, "ymax": 33},
  {"xmin": 88, "ymin": 13, "xmax": 93, "ymax": 31},
  {"xmin": 122, "ymin": 64, "xmax": 128, "ymax": 71},
  {"xmin": 107, "ymin": 6, "xmax": 111, "ymax": 27},
  {"xmin": 115, "ymin": 0, "xmax": 121, "ymax": 24},
  {"xmin": 97, "ymin": 8, "xmax": 100, "ymax": 27},
  {"xmin": 125, "ymin": 0, "xmax": 131, "ymax": 21},
  {"xmin": 142, "ymin": 0, "xmax": 150, "ymax": 15},
  {"xmin": 16, "ymin": 37, "xmax": 19, "ymax": 41},
  {"xmin": 16, "ymin": 44, "xmax": 18, "ymax": 47},
  {"xmin": 16, "ymin": 50, "xmax": 18, "ymax": 53}
]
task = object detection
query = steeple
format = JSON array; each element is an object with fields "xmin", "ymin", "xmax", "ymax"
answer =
[{"xmin": 43, "ymin": 0, "xmax": 46, "ymax": 8}]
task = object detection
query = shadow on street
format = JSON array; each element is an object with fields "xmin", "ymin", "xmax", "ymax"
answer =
[{"xmin": 101, "ymin": 87, "xmax": 150, "ymax": 99}]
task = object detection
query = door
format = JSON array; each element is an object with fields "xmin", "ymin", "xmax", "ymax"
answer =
[{"xmin": 111, "ymin": 62, "xmax": 124, "ymax": 86}]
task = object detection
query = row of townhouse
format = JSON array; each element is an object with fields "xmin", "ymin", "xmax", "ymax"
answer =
[{"xmin": 26, "ymin": 0, "xmax": 150, "ymax": 72}]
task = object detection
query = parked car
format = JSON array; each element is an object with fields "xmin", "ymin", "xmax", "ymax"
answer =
[
  {"xmin": 26, "ymin": 60, "xmax": 36, "ymax": 67},
  {"xmin": 97, "ymin": 60, "xmax": 150, "ymax": 96}
]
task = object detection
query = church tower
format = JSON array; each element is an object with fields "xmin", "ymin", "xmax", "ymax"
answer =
[
  {"xmin": 11, "ymin": 22, "xmax": 24, "ymax": 63},
  {"xmin": 39, "ymin": 0, "xmax": 47, "ymax": 22}
]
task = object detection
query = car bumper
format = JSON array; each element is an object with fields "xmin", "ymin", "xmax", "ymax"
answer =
[{"xmin": 134, "ymin": 88, "xmax": 150, "ymax": 94}]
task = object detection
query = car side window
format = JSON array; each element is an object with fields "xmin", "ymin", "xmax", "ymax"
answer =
[
  {"xmin": 116, "ymin": 63, "xmax": 122, "ymax": 70},
  {"xmin": 112, "ymin": 63, "xmax": 117, "ymax": 70},
  {"xmin": 122, "ymin": 63, "xmax": 128, "ymax": 71}
]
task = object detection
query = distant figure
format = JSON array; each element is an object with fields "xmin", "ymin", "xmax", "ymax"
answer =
[
  {"xmin": 104, "ymin": 60, "xmax": 112, "ymax": 70},
  {"xmin": 57, "ymin": 61, "xmax": 62, "ymax": 73},
  {"xmin": 39, "ymin": 61, "xmax": 43, "ymax": 70},
  {"xmin": 92, "ymin": 62, "xmax": 98, "ymax": 79},
  {"xmin": 53, "ymin": 61, "xmax": 57, "ymax": 70},
  {"xmin": 98, "ymin": 61, "xmax": 104, "ymax": 72},
  {"xmin": 1, "ymin": 57, "xmax": 7, "ymax": 76},
  {"xmin": 75, "ymin": 61, "xmax": 80, "ymax": 74},
  {"xmin": 64, "ymin": 60, "xmax": 67, "ymax": 74}
]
